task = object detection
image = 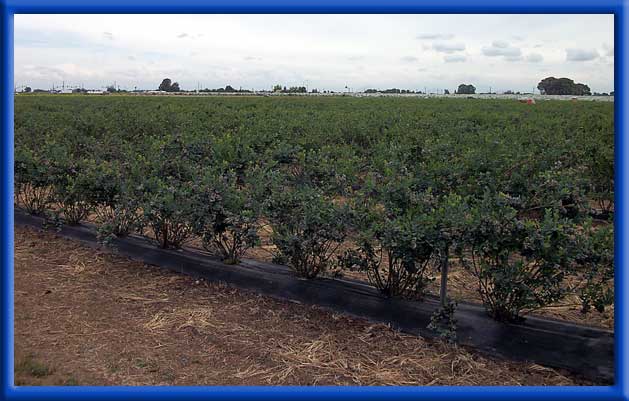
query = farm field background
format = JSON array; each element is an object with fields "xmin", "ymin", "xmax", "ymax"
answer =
[{"xmin": 14, "ymin": 95, "xmax": 614, "ymax": 328}]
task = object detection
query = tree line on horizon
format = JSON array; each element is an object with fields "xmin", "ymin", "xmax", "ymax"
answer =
[
  {"xmin": 157, "ymin": 77, "xmax": 609, "ymax": 96},
  {"xmin": 16, "ymin": 76, "xmax": 613, "ymax": 96}
]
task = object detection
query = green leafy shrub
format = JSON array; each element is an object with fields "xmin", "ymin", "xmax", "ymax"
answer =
[
  {"xmin": 86, "ymin": 161, "xmax": 143, "ymax": 238},
  {"xmin": 462, "ymin": 192, "xmax": 576, "ymax": 322},
  {"xmin": 14, "ymin": 147, "xmax": 53, "ymax": 215},
  {"xmin": 12, "ymin": 95, "xmax": 614, "ymax": 321},
  {"xmin": 347, "ymin": 168, "xmax": 470, "ymax": 302},
  {"xmin": 339, "ymin": 210, "xmax": 436, "ymax": 298},
  {"xmin": 573, "ymin": 220, "xmax": 614, "ymax": 314},
  {"xmin": 339, "ymin": 177, "xmax": 438, "ymax": 298},
  {"xmin": 134, "ymin": 134, "xmax": 206, "ymax": 249},
  {"xmin": 527, "ymin": 165, "xmax": 591, "ymax": 221},
  {"xmin": 190, "ymin": 169, "xmax": 262, "ymax": 264},
  {"xmin": 49, "ymin": 157, "xmax": 94, "ymax": 225},
  {"xmin": 580, "ymin": 117, "xmax": 614, "ymax": 216},
  {"xmin": 138, "ymin": 177, "xmax": 195, "ymax": 249},
  {"xmin": 266, "ymin": 186, "xmax": 350, "ymax": 279},
  {"xmin": 274, "ymin": 147, "xmax": 351, "ymax": 195}
]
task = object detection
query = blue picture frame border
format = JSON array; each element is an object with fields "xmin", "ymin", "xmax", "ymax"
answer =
[{"xmin": 1, "ymin": 1, "xmax": 627, "ymax": 400}]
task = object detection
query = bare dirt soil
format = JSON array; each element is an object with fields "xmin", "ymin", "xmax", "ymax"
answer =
[{"xmin": 15, "ymin": 225, "xmax": 592, "ymax": 386}]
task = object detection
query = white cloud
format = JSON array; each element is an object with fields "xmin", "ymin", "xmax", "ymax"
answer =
[
  {"xmin": 400, "ymin": 56, "xmax": 419, "ymax": 63},
  {"xmin": 525, "ymin": 53, "xmax": 544, "ymax": 63},
  {"xmin": 444, "ymin": 54, "xmax": 466, "ymax": 63},
  {"xmin": 13, "ymin": 14, "xmax": 615, "ymax": 93},
  {"xmin": 492, "ymin": 40, "xmax": 509, "ymax": 48},
  {"xmin": 566, "ymin": 48, "xmax": 599, "ymax": 61},
  {"xmin": 432, "ymin": 41, "xmax": 466, "ymax": 53},
  {"xmin": 482, "ymin": 42, "xmax": 522, "ymax": 58},
  {"xmin": 504, "ymin": 55, "xmax": 523, "ymax": 62},
  {"xmin": 417, "ymin": 33, "xmax": 454, "ymax": 40},
  {"xmin": 602, "ymin": 43, "xmax": 614, "ymax": 57}
]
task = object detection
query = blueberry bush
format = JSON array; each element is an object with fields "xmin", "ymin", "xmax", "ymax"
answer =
[{"xmin": 14, "ymin": 95, "xmax": 614, "ymax": 324}]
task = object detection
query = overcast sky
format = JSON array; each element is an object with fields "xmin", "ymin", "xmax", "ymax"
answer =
[{"xmin": 14, "ymin": 14, "xmax": 614, "ymax": 93}]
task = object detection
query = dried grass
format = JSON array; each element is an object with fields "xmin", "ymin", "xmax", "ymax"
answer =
[{"xmin": 14, "ymin": 225, "xmax": 590, "ymax": 386}]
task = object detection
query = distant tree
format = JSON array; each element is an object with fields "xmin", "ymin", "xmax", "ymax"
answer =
[
  {"xmin": 170, "ymin": 82, "xmax": 180, "ymax": 92},
  {"xmin": 456, "ymin": 84, "xmax": 476, "ymax": 94},
  {"xmin": 365, "ymin": 89, "xmax": 378, "ymax": 93},
  {"xmin": 287, "ymin": 86, "xmax": 307, "ymax": 93},
  {"xmin": 272, "ymin": 84, "xmax": 282, "ymax": 92},
  {"xmin": 537, "ymin": 77, "xmax": 591, "ymax": 96},
  {"xmin": 158, "ymin": 78, "xmax": 172, "ymax": 91},
  {"xmin": 574, "ymin": 83, "xmax": 591, "ymax": 96},
  {"xmin": 310, "ymin": 88, "xmax": 319, "ymax": 93},
  {"xmin": 23, "ymin": 87, "xmax": 32, "ymax": 93},
  {"xmin": 610, "ymin": 91, "xmax": 615, "ymax": 96},
  {"xmin": 106, "ymin": 85, "xmax": 117, "ymax": 93},
  {"xmin": 444, "ymin": 89, "xmax": 450, "ymax": 95},
  {"xmin": 199, "ymin": 85, "xmax": 251, "ymax": 93},
  {"xmin": 504, "ymin": 90, "xmax": 514, "ymax": 95}
]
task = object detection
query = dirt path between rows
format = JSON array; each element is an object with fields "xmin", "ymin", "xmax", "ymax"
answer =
[{"xmin": 14, "ymin": 225, "xmax": 590, "ymax": 386}]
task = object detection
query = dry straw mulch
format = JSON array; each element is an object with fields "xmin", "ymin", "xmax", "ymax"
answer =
[{"xmin": 14, "ymin": 225, "xmax": 591, "ymax": 386}]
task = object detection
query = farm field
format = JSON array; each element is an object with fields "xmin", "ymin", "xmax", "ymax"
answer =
[{"xmin": 14, "ymin": 94, "xmax": 614, "ymax": 380}]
